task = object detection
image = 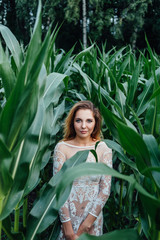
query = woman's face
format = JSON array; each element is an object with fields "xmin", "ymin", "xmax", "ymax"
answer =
[{"xmin": 74, "ymin": 109, "xmax": 96, "ymax": 139}]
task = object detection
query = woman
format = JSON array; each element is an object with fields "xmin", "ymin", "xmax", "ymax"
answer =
[{"xmin": 53, "ymin": 101, "xmax": 112, "ymax": 240}]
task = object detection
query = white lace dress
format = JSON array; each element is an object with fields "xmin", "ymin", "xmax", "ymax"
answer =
[{"xmin": 53, "ymin": 141, "xmax": 112, "ymax": 239}]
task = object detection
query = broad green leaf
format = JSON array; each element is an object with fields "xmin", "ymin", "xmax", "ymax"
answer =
[
  {"xmin": 55, "ymin": 45, "xmax": 75, "ymax": 74},
  {"xmin": 23, "ymin": 103, "xmax": 53, "ymax": 197},
  {"xmin": 100, "ymin": 100, "xmax": 124, "ymax": 141},
  {"xmin": 78, "ymin": 228, "xmax": 140, "ymax": 240},
  {"xmin": 26, "ymin": 150, "xmax": 89, "ymax": 239},
  {"xmin": 150, "ymin": 86, "xmax": 160, "ymax": 100},
  {"xmin": 0, "ymin": 24, "xmax": 22, "ymax": 70},
  {"xmin": 138, "ymin": 199, "xmax": 151, "ymax": 240},
  {"xmin": 48, "ymin": 218, "xmax": 61, "ymax": 240},
  {"xmin": 117, "ymin": 54, "xmax": 130, "ymax": 82},
  {"xmin": 51, "ymin": 99, "xmax": 65, "ymax": 131},
  {"xmin": 68, "ymin": 90, "xmax": 86, "ymax": 101},
  {"xmin": 73, "ymin": 63, "xmax": 92, "ymax": 99},
  {"xmin": 100, "ymin": 99, "xmax": 137, "ymax": 141},
  {"xmin": 0, "ymin": 4, "xmax": 51, "ymax": 152},
  {"xmin": 0, "ymin": 158, "xmax": 29, "ymax": 220},
  {"xmin": 0, "ymin": 42, "xmax": 16, "ymax": 99},
  {"xmin": 0, "ymin": 139, "xmax": 13, "ymax": 198},
  {"xmin": 103, "ymin": 139, "xmax": 137, "ymax": 170},
  {"xmin": 91, "ymin": 78, "xmax": 125, "ymax": 121},
  {"xmin": 115, "ymin": 87, "xmax": 126, "ymax": 113},
  {"xmin": 128, "ymin": 105, "xmax": 145, "ymax": 135},
  {"xmin": 136, "ymin": 78, "xmax": 153, "ymax": 116},
  {"xmin": 24, "ymin": 0, "xmax": 42, "ymax": 74},
  {"xmin": 0, "ymin": 83, "xmax": 39, "ymax": 151},
  {"xmin": 44, "ymin": 24, "xmax": 60, "ymax": 73},
  {"xmin": 144, "ymin": 98, "xmax": 157, "ymax": 134},
  {"xmin": 0, "ymin": 99, "xmax": 45, "ymax": 220},
  {"xmin": 56, "ymin": 162, "xmax": 160, "ymax": 224},
  {"xmin": 100, "ymin": 59, "xmax": 117, "ymax": 87},
  {"xmin": 107, "ymin": 47, "xmax": 126, "ymax": 67},
  {"xmin": 116, "ymin": 121, "xmax": 151, "ymax": 176},
  {"xmin": 73, "ymin": 44, "xmax": 94, "ymax": 63},
  {"xmin": 143, "ymin": 134, "xmax": 160, "ymax": 188},
  {"xmin": 43, "ymin": 72, "xmax": 67, "ymax": 108},
  {"xmin": 127, "ymin": 57, "xmax": 140, "ymax": 105},
  {"xmin": 136, "ymin": 66, "xmax": 160, "ymax": 116}
]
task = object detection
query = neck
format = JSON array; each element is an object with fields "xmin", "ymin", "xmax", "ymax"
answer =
[{"xmin": 73, "ymin": 136, "xmax": 95, "ymax": 146}]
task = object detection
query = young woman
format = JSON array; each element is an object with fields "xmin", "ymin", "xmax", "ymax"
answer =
[{"xmin": 53, "ymin": 101, "xmax": 112, "ymax": 240}]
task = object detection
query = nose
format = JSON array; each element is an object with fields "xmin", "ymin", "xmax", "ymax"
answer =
[{"xmin": 82, "ymin": 121, "xmax": 86, "ymax": 128}]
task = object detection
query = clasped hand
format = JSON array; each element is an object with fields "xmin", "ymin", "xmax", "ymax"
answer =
[{"xmin": 76, "ymin": 213, "xmax": 96, "ymax": 236}]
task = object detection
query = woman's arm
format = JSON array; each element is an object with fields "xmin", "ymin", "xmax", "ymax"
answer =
[
  {"xmin": 62, "ymin": 221, "xmax": 78, "ymax": 240},
  {"xmin": 89, "ymin": 145, "xmax": 112, "ymax": 217},
  {"xmin": 76, "ymin": 214, "xmax": 96, "ymax": 236},
  {"xmin": 77, "ymin": 143, "xmax": 112, "ymax": 235},
  {"xmin": 53, "ymin": 143, "xmax": 76, "ymax": 239}
]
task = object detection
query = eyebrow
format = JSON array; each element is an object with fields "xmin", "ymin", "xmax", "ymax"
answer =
[{"xmin": 75, "ymin": 117, "xmax": 94, "ymax": 120}]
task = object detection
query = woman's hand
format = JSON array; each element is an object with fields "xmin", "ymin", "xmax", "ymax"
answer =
[
  {"xmin": 62, "ymin": 221, "xmax": 78, "ymax": 240},
  {"xmin": 77, "ymin": 214, "xmax": 96, "ymax": 236},
  {"xmin": 65, "ymin": 233, "xmax": 78, "ymax": 240}
]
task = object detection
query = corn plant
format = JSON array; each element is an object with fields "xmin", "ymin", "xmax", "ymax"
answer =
[
  {"xmin": 1, "ymin": 1, "xmax": 160, "ymax": 239},
  {"xmin": 67, "ymin": 43, "xmax": 160, "ymax": 239},
  {"xmin": 0, "ymin": 1, "xmax": 69, "ymax": 239}
]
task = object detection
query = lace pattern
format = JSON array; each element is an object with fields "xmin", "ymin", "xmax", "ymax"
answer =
[{"xmin": 53, "ymin": 141, "xmax": 112, "ymax": 239}]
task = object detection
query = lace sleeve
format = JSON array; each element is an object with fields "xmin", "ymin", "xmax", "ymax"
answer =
[
  {"xmin": 89, "ymin": 145, "xmax": 112, "ymax": 218},
  {"xmin": 53, "ymin": 143, "xmax": 71, "ymax": 223}
]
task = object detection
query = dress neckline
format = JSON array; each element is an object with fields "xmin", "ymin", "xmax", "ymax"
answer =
[{"xmin": 61, "ymin": 141, "xmax": 100, "ymax": 148}]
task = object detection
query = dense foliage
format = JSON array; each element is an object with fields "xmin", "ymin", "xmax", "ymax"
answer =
[
  {"xmin": 1, "ymin": 0, "xmax": 160, "ymax": 53},
  {"xmin": 0, "ymin": 1, "xmax": 160, "ymax": 240}
]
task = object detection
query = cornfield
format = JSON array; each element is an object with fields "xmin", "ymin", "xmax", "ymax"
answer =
[{"xmin": 0, "ymin": 1, "xmax": 160, "ymax": 240}]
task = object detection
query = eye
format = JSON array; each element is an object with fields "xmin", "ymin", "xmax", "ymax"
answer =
[
  {"xmin": 87, "ymin": 119, "xmax": 93, "ymax": 123},
  {"xmin": 75, "ymin": 119, "xmax": 81, "ymax": 123}
]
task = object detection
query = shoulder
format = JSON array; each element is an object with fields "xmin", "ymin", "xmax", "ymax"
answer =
[
  {"xmin": 96, "ymin": 141, "xmax": 112, "ymax": 153},
  {"xmin": 53, "ymin": 141, "xmax": 69, "ymax": 159}
]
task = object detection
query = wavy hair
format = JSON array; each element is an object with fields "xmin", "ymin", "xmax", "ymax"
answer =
[{"xmin": 63, "ymin": 101, "xmax": 102, "ymax": 141}]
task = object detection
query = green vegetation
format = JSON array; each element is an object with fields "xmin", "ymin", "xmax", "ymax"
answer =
[
  {"xmin": 1, "ymin": 0, "xmax": 160, "ymax": 53},
  {"xmin": 0, "ymin": 1, "xmax": 160, "ymax": 240}
]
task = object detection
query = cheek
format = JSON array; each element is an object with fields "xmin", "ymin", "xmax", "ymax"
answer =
[
  {"xmin": 74, "ymin": 122, "xmax": 79, "ymax": 130},
  {"xmin": 90, "ymin": 123, "xmax": 96, "ymax": 131}
]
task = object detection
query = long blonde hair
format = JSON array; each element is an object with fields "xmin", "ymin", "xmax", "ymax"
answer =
[{"xmin": 63, "ymin": 101, "xmax": 102, "ymax": 141}]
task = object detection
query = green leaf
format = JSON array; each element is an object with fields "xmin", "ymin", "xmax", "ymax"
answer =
[
  {"xmin": 150, "ymin": 86, "xmax": 160, "ymax": 100},
  {"xmin": 116, "ymin": 121, "xmax": 151, "ymax": 176},
  {"xmin": 56, "ymin": 161, "xmax": 160, "ymax": 224},
  {"xmin": 0, "ymin": 83, "xmax": 39, "ymax": 151},
  {"xmin": 0, "ymin": 99, "xmax": 45, "ymax": 220},
  {"xmin": 26, "ymin": 150, "xmax": 89, "ymax": 239},
  {"xmin": 73, "ymin": 44, "xmax": 94, "ymax": 63},
  {"xmin": 43, "ymin": 72, "xmax": 68, "ymax": 108},
  {"xmin": 55, "ymin": 45, "xmax": 75, "ymax": 74},
  {"xmin": 128, "ymin": 105, "xmax": 145, "ymax": 135},
  {"xmin": 0, "ymin": 139, "xmax": 13, "ymax": 198},
  {"xmin": 78, "ymin": 228, "xmax": 140, "ymax": 240},
  {"xmin": 0, "ymin": 42, "xmax": 16, "ymax": 99},
  {"xmin": 24, "ymin": 0, "xmax": 42, "ymax": 75},
  {"xmin": 127, "ymin": 57, "xmax": 141, "ymax": 105},
  {"xmin": 143, "ymin": 134, "xmax": 160, "ymax": 188},
  {"xmin": 100, "ymin": 99, "xmax": 126, "ymax": 141},
  {"xmin": 103, "ymin": 139, "xmax": 137, "ymax": 170},
  {"xmin": 115, "ymin": 87, "xmax": 126, "ymax": 113},
  {"xmin": 0, "ymin": 24, "xmax": 22, "ymax": 70},
  {"xmin": 73, "ymin": 63, "xmax": 92, "ymax": 99},
  {"xmin": 144, "ymin": 98, "xmax": 157, "ymax": 134},
  {"xmin": 117, "ymin": 54, "xmax": 130, "ymax": 82},
  {"xmin": 23, "ymin": 103, "xmax": 53, "ymax": 197},
  {"xmin": 136, "ymin": 78, "xmax": 153, "ymax": 116}
]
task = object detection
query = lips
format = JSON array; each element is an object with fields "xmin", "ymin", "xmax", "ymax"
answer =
[{"xmin": 80, "ymin": 131, "xmax": 87, "ymax": 134}]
